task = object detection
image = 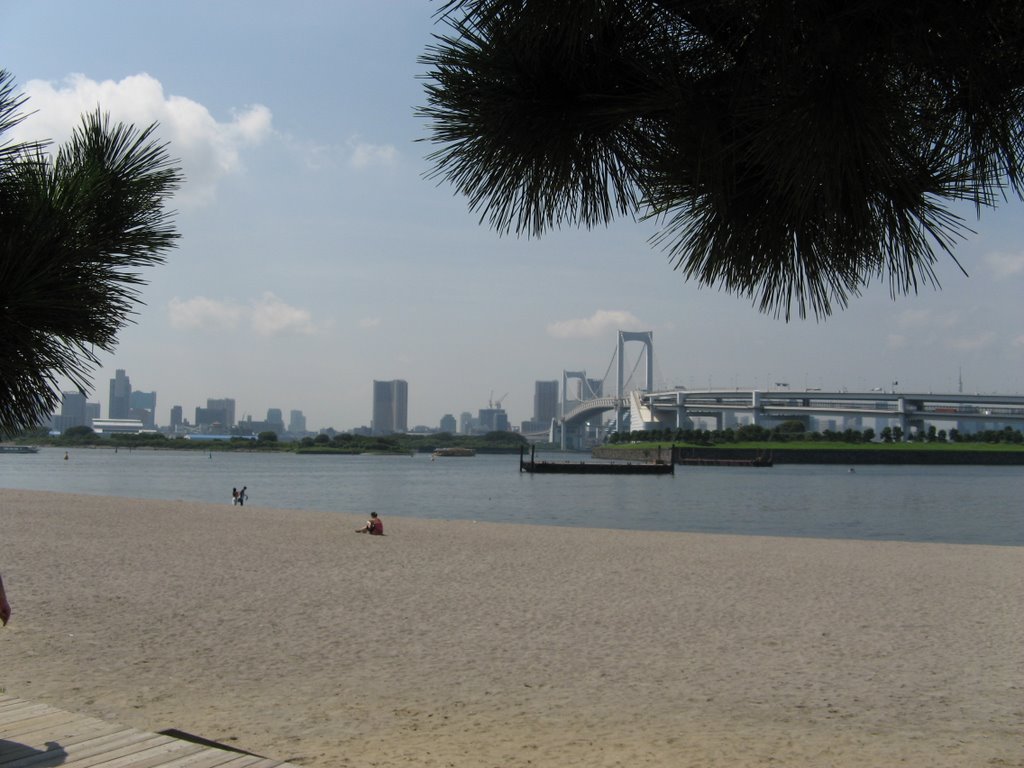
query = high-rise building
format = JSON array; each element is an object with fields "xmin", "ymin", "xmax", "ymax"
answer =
[
  {"xmin": 372, "ymin": 379, "xmax": 408, "ymax": 435},
  {"xmin": 288, "ymin": 410, "xmax": 306, "ymax": 433},
  {"xmin": 169, "ymin": 405, "xmax": 183, "ymax": 431},
  {"xmin": 206, "ymin": 398, "xmax": 236, "ymax": 428},
  {"xmin": 51, "ymin": 391, "xmax": 88, "ymax": 434},
  {"xmin": 130, "ymin": 390, "xmax": 156, "ymax": 411},
  {"xmin": 60, "ymin": 391, "xmax": 87, "ymax": 427},
  {"xmin": 195, "ymin": 406, "xmax": 228, "ymax": 429},
  {"xmin": 108, "ymin": 369, "xmax": 131, "ymax": 419},
  {"xmin": 534, "ymin": 380, "xmax": 559, "ymax": 422},
  {"xmin": 477, "ymin": 407, "xmax": 509, "ymax": 432},
  {"xmin": 439, "ymin": 413, "xmax": 456, "ymax": 433},
  {"xmin": 520, "ymin": 380, "xmax": 561, "ymax": 434},
  {"xmin": 130, "ymin": 390, "xmax": 157, "ymax": 428},
  {"xmin": 266, "ymin": 408, "xmax": 285, "ymax": 435}
]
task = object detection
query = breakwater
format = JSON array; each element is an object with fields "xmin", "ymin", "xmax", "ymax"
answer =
[{"xmin": 593, "ymin": 445, "xmax": 1024, "ymax": 465}]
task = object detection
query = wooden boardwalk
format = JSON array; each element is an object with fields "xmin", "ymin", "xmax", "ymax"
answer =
[{"xmin": 0, "ymin": 695, "xmax": 300, "ymax": 767}]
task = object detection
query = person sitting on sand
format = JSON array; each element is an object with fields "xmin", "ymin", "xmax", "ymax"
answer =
[{"xmin": 356, "ymin": 512, "xmax": 383, "ymax": 535}]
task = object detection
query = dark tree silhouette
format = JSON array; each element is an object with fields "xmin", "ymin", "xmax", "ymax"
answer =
[
  {"xmin": 0, "ymin": 71, "xmax": 182, "ymax": 436},
  {"xmin": 419, "ymin": 1, "xmax": 1024, "ymax": 319}
]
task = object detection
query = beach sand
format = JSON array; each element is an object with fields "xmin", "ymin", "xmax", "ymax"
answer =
[{"xmin": 0, "ymin": 488, "xmax": 1021, "ymax": 767}]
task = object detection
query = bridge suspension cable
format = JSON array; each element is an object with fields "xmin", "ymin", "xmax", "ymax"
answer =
[
  {"xmin": 653, "ymin": 357, "xmax": 671, "ymax": 391},
  {"xmin": 622, "ymin": 346, "xmax": 646, "ymax": 392},
  {"xmin": 595, "ymin": 347, "xmax": 617, "ymax": 398}
]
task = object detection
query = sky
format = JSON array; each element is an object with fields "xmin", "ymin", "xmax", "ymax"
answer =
[{"xmin": 3, "ymin": 1, "xmax": 1023, "ymax": 432}]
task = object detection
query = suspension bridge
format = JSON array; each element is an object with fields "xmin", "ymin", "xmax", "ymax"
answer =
[{"xmin": 550, "ymin": 330, "xmax": 1024, "ymax": 449}]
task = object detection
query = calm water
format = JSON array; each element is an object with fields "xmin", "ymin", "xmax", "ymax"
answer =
[{"xmin": 1, "ymin": 447, "xmax": 1021, "ymax": 546}]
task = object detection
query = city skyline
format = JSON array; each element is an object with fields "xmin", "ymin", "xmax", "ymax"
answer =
[
  {"xmin": 3, "ymin": 2, "xmax": 1022, "ymax": 432},
  {"xmin": 57, "ymin": 360, "xmax": 1023, "ymax": 437}
]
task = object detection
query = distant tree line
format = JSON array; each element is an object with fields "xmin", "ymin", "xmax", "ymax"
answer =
[
  {"xmin": 297, "ymin": 430, "xmax": 528, "ymax": 454},
  {"xmin": 28, "ymin": 427, "xmax": 530, "ymax": 454}
]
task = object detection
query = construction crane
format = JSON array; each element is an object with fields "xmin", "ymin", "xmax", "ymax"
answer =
[{"xmin": 488, "ymin": 391, "xmax": 509, "ymax": 409}]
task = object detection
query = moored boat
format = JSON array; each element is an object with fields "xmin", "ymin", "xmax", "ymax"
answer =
[
  {"xmin": 432, "ymin": 447, "xmax": 477, "ymax": 457},
  {"xmin": 519, "ymin": 446, "xmax": 674, "ymax": 475},
  {"xmin": 0, "ymin": 445, "xmax": 40, "ymax": 454}
]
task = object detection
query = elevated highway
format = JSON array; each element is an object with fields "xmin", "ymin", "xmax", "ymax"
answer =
[{"xmin": 643, "ymin": 389, "xmax": 1024, "ymax": 431}]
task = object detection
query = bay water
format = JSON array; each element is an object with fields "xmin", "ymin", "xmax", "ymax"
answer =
[{"xmin": 1, "ymin": 447, "xmax": 1021, "ymax": 546}]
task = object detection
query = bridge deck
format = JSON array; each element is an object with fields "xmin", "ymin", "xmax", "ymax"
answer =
[{"xmin": 0, "ymin": 694, "xmax": 300, "ymax": 767}]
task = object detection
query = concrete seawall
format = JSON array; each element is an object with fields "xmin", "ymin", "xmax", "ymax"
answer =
[{"xmin": 593, "ymin": 445, "xmax": 1024, "ymax": 465}]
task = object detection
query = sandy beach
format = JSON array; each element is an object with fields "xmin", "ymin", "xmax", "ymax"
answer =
[{"xmin": 1, "ymin": 488, "xmax": 1021, "ymax": 766}]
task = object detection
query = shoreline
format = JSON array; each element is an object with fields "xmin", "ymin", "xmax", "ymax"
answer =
[
  {"xmin": 596, "ymin": 444, "xmax": 1024, "ymax": 465},
  {"xmin": 1, "ymin": 489, "xmax": 1021, "ymax": 767}
]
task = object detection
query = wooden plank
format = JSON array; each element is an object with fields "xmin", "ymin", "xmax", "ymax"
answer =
[
  {"xmin": 62, "ymin": 738, "xmax": 204, "ymax": 768},
  {"xmin": 0, "ymin": 701, "xmax": 49, "ymax": 717},
  {"xmin": 155, "ymin": 750, "xmax": 276, "ymax": 768},
  {"xmin": 3, "ymin": 733, "xmax": 179, "ymax": 768},
  {"xmin": 1, "ymin": 710, "xmax": 97, "ymax": 739},
  {"xmin": 0, "ymin": 723, "xmax": 148, "ymax": 766},
  {"xmin": 0, "ymin": 702, "xmax": 55, "ymax": 724},
  {"xmin": 0, "ymin": 696, "xmax": 299, "ymax": 767}
]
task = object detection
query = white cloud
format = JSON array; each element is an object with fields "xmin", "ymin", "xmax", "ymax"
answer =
[
  {"xmin": 894, "ymin": 309, "xmax": 932, "ymax": 329},
  {"xmin": 348, "ymin": 139, "xmax": 397, "ymax": 169},
  {"xmin": 358, "ymin": 317, "xmax": 381, "ymax": 329},
  {"xmin": 280, "ymin": 134, "xmax": 397, "ymax": 172},
  {"xmin": 547, "ymin": 310, "xmax": 642, "ymax": 339},
  {"xmin": 286, "ymin": 137, "xmax": 338, "ymax": 171},
  {"xmin": 984, "ymin": 250, "xmax": 1024, "ymax": 278},
  {"xmin": 11, "ymin": 73, "xmax": 272, "ymax": 206},
  {"xmin": 168, "ymin": 296, "xmax": 243, "ymax": 331},
  {"xmin": 168, "ymin": 293, "xmax": 316, "ymax": 336},
  {"xmin": 250, "ymin": 292, "xmax": 316, "ymax": 336},
  {"xmin": 886, "ymin": 334, "xmax": 908, "ymax": 350},
  {"xmin": 946, "ymin": 331, "xmax": 995, "ymax": 352},
  {"xmin": 895, "ymin": 308, "xmax": 961, "ymax": 331}
]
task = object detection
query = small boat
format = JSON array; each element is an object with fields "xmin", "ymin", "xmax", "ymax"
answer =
[
  {"xmin": 432, "ymin": 447, "xmax": 476, "ymax": 458},
  {"xmin": 0, "ymin": 445, "xmax": 40, "ymax": 454}
]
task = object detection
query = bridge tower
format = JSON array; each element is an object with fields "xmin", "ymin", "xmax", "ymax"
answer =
[{"xmin": 616, "ymin": 330, "xmax": 653, "ymax": 432}]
